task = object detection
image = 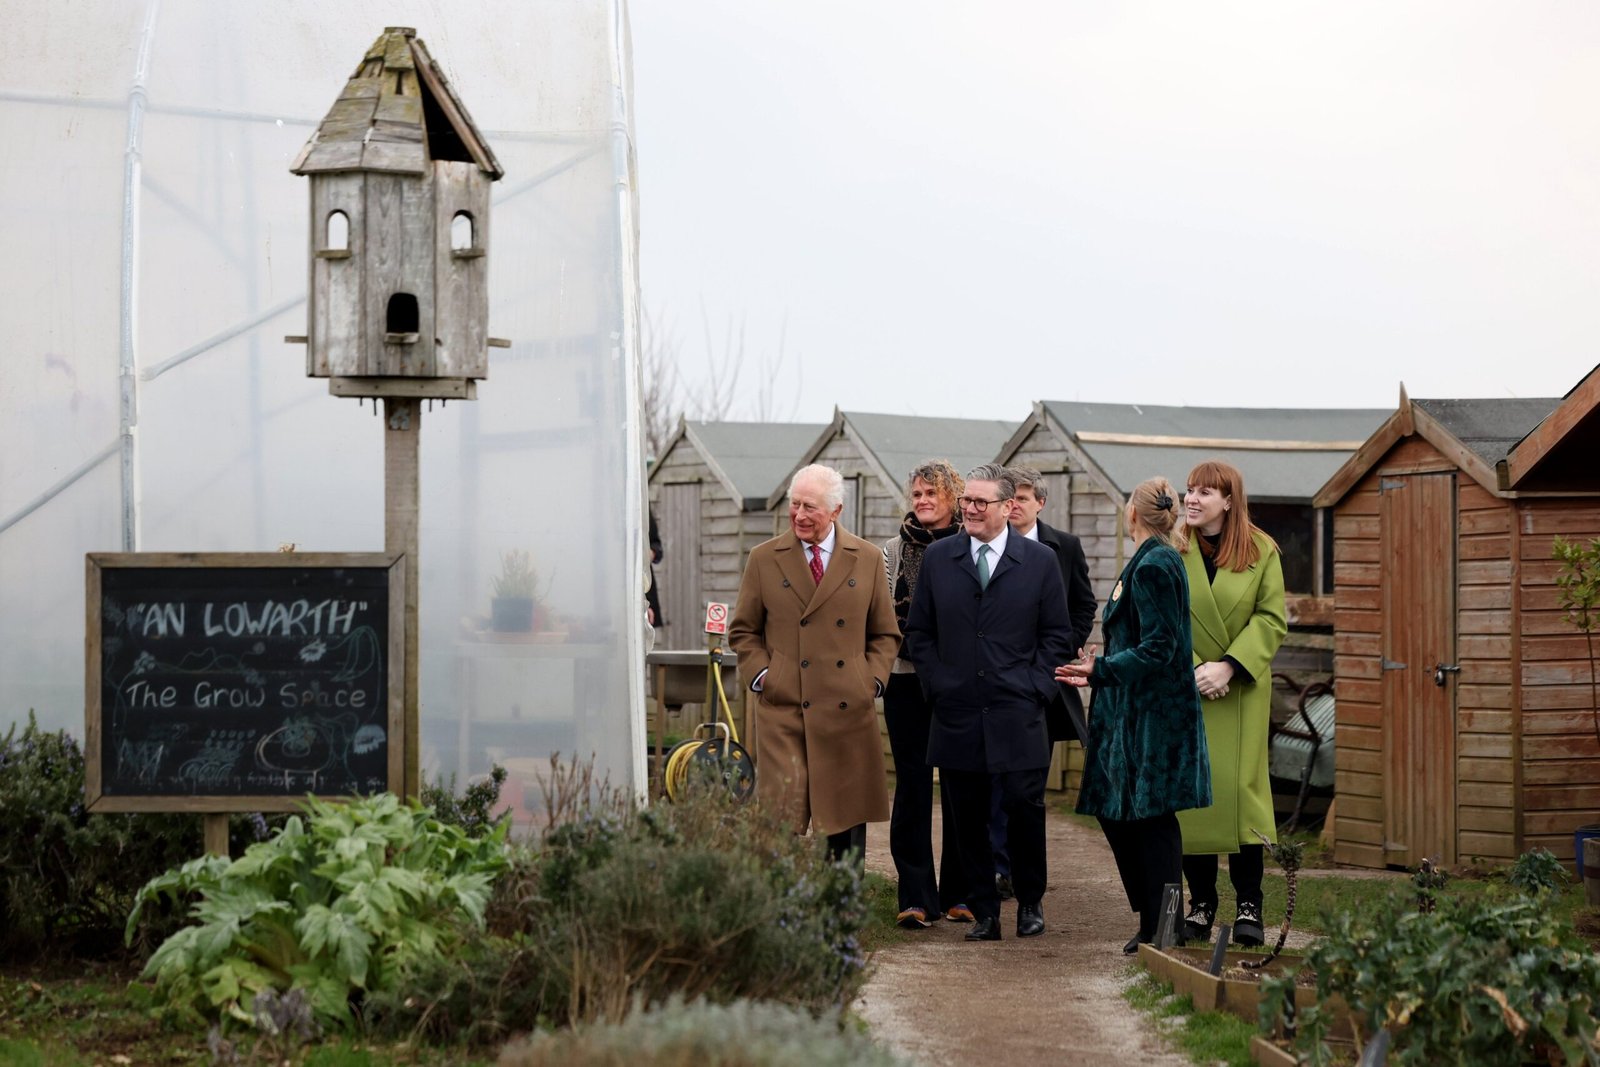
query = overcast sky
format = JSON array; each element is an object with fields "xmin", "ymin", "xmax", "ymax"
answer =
[{"xmin": 629, "ymin": 3, "xmax": 1600, "ymax": 425}]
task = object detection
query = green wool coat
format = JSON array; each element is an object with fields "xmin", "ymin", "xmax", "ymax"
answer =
[
  {"xmin": 1076, "ymin": 539, "xmax": 1212, "ymax": 823},
  {"xmin": 1175, "ymin": 530, "xmax": 1288, "ymax": 855}
]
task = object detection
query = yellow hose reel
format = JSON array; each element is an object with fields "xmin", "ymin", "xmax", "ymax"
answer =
[{"xmin": 662, "ymin": 647, "xmax": 755, "ymax": 803}]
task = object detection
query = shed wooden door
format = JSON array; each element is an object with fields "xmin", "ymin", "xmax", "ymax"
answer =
[
  {"xmin": 840, "ymin": 475, "xmax": 863, "ymax": 537},
  {"xmin": 1380, "ymin": 471, "xmax": 1458, "ymax": 866},
  {"xmin": 659, "ymin": 483, "xmax": 701, "ymax": 650}
]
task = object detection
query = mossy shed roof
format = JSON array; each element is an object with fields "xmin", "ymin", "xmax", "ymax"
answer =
[{"xmin": 1009, "ymin": 401, "xmax": 1390, "ymax": 504}]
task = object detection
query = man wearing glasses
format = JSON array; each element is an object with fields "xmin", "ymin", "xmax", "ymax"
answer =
[{"xmin": 903, "ymin": 464, "xmax": 1075, "ymax": 941}]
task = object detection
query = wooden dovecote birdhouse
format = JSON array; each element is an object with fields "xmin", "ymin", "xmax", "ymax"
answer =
[{"xmin": 289, "ymin": 27, "xmax": 506, "ymax": 400}]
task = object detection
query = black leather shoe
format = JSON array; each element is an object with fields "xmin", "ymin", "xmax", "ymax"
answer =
[
  {"xmin": 1182, "ymin": 901, "xmax": 1215, "ymax": 943},
  {"xmin": 1017, "ymin": 902, "xmax": 1044, "ymax": 938},
  {"xmin": 1123, "ymin": 933, "xmax": 1142, "ymax": 955},
  {"xmin": 1233, "ymin": 901, "xmax": 1265, "ymax": 947},
  {"xmin": 965, "ymin": 916, "xmax": 1002, "ymax": 941},
  {"xmin": 995, "ymin": 873, "xmax": 1015, "ymax": 901}
]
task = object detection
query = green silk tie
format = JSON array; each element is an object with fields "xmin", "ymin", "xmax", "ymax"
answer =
[{"xmin": 977, "ymin": 543, "xmax": 991, "ymax": 590}]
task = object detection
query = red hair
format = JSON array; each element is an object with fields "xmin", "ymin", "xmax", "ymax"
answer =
[{"xmin": 1180, "ymin": 459, "xmax": 1276, "ymax": 572}]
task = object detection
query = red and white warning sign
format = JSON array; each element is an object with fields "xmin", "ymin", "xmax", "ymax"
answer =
[{"xmin": 703, "ymin": 601, "xmax": 729, "ymax": 635}]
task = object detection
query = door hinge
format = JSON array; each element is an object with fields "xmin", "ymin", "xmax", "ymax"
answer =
[
  {"xmin": 1384, "ymin": 840, "xmax": 1408, "ymax": 852},
  {"xmin": 1382, "ymin": 659, "xmax": 1407, "ymax": 671},
  {"xmin": 1380, "ymin": 477, "xmax": 1406, "ymax": 492}
]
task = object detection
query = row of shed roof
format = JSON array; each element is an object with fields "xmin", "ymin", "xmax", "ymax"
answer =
[{"xmin": 655, "ymin": 364, "xmax": 1600, "ymax": 516}]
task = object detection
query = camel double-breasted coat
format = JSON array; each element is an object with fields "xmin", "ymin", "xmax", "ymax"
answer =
[
  {"xmin": 1176, "ymin": 530, "xmax": 1288, "ymax": 855},
  {"xmin": 729, "ymin": 526, "xmax": 900, "ymax": 834}
]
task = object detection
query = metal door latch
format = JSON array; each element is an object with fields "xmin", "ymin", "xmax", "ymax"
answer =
[{"xmin": 1433, "ymin": 662, "xmax": 1460, "ymax": 687}]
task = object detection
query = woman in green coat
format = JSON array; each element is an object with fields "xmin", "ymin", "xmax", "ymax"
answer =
[
  {"xmin": 1176, "ymin": 460, "xmax": 1288, "ymax": 948},
  {"xmin": 1058, "ymin": 477, "xmax": 1211, "ymax": 954}
]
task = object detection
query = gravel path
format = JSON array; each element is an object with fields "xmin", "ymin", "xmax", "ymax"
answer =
[{"xmin": 853, "ymin": 802, "xmax": 1192, "ymax": 1067}]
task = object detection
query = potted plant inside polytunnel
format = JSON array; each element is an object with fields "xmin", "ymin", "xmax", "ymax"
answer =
[{"xmin": 490, "ymin": 549, "xmax": 544, "ymax": 633}]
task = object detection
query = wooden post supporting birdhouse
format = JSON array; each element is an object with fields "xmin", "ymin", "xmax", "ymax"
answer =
[{"xmin": 288, "ymin": 26, "xmax": 508, "ymax": 797}]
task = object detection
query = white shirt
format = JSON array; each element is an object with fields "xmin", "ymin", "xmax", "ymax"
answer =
[
  {"xmin": 806, "ymin": 524, "xmax": 838, "ymax": 574},
  {"xmin": 971, "ymin": 524, "xmax": 1009, "ymax": 571},
  {"xmin": 1018, "ymin": 521, "xmax": 1040, "ymax": 542}
]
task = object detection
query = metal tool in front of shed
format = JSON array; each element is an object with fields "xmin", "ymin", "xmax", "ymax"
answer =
[
  {"xmin": 285, "ymin": 28, "xmax": 509, "ymax": 797},
  {"xmin": 287, "ymin": 25, "xmax": 509, "ymax": 400}
]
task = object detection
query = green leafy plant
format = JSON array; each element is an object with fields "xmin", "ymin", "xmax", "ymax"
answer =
[
  {"xmin": 497, "ymin": 996, "xmax": 913, "ymax": 1067},
  {"xmin": 367, "ymin": 776, "xmax": 873, "ymax": 1045},
  {"xmin": 126, "ymin": 792, "xmax": 509, "ymax": 1030},
  {"xmin": 418, "ymin": 764, "xmax": 509, "ymax": 839},
  {"xmin": 491, "ymin": 549, "xmax": 542, "ymax": 599},
  {"xmin": 1262, "ymin": 885, "xmax": 1600, "ymax": 1066},
  {"xmin": 1508, "ymin": 846, "xmax": 1571, "ymax": 897},
  {"xmin": 1553, "ymin": 535, "xmax": 1600, "ymax": 747}
]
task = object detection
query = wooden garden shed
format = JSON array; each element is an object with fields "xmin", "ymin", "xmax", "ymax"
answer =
[
  {"xmin": 768, "ymin": 409, "xmax": 1020, "ymax": 544},
  {"xmin": 648, "ymin": 418, "xmax": 825, "ymax": 651},
  {"xmin": 1313, "ymin": 374, "xmax": 1600, "ymax": 870}
]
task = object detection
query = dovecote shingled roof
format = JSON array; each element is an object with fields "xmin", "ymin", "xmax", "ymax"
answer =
[{"xmin": 291, "ymin": 27, "xmax": 503, "ymax": 179}]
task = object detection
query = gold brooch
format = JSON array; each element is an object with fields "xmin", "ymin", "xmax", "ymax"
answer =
[{"xmin": 1111, "ymin": 580, "xmax": 1123, "ymax": 602}]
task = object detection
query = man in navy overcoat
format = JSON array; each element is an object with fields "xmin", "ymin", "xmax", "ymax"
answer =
[{"xmin": 903, "ymin": 464, "xmax": 1076, "ymax": 941}]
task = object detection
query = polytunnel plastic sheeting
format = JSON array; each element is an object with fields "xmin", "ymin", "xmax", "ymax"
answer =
[{"xmin": 0, "ymin": 0, "xmax": 648, "ymax": 806}]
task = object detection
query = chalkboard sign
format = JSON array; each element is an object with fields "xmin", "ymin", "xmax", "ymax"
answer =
[{"xmin": 85, "ymin": 553, "xmax": 405, "ymax": 812}]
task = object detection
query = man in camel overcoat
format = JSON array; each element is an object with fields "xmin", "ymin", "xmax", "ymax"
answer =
[{"xmin": 730, "ymin": 463, "xmax": 901, "ymax": 861}]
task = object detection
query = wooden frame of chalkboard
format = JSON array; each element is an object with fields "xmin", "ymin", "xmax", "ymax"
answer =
[{"xmin": 85, "ymin": 552, "xmax": 406, "ymax": 813}]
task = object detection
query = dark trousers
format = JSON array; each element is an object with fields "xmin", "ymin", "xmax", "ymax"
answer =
[
  {"xmin": 943, "ymin": 765, "xmax": 1048, "ymax": 923},
  {"xmin": 988, "ymin": 776, "xmax": 1011, "ymax": 879},
  {"xmin": 1099, "ymin": 813, "xmax": 1182, "ymax": 943},
  {"xmin": 827, "ymin": 823, "xmax": 866, "ymax": 866},
  {"xmin": 884, "ymin": 673, "xmax": 966, "ymax": 912},
  {"xmin": 1183, "ymin": 844, "xmax": 1265, "ymax": 909}
]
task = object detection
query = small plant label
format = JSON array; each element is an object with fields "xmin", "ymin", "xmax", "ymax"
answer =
[{"xmin": 704, "ymin": 601, "xmax": 729, "ymax": 635}]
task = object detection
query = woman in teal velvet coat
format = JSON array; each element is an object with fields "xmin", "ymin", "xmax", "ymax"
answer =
[
  {"xmin": 1176, "ymin": 460, "xmax": 1287, "ymax": 949},
  {"xmin": 1058, "ymin": 476, "xmax": 1211, "ymax": 954}
]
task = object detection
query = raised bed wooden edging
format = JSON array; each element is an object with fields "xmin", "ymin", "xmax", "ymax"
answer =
[{"xmin": 1137, "ymin": 943, "xmax": 1315, "ymax": 1022}]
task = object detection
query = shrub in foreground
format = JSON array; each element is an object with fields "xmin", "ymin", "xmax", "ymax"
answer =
[
  {"xmin": 496, "ymin": 996, "xmax": 911, "ymax": 1067},
  {"xmin": 0, "ymin": 711, "xmax": 273, "ymax": 961},
  {"xmin": 1262, "ymin": 884, "xmax": 1600, "ymax": 1066},
  {"xmin": 128, "ymin": 792, "xmax": 508, "ymax": 1030},
  {"xmin": 368, "ymin": 778, "xmax": 872, "ymax": 1045}
]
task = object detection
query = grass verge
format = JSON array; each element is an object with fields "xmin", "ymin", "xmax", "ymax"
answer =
[
  {"xmin": 1121, "ymin": 967, "xmax": 1256, "ymax": 1067},
  {"xmin": 0, "ymin": 962, "xmax": 491, "ymax": 1067}
]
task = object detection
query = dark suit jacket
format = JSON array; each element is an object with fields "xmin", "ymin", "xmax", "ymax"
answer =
[
  {"xmin": 903, "ymin": 531, "xmax": 1076, "ymax": 773},
  {"xmin": 1034, "ymin": 520, "xmax": 1097, "ymax": 742}
]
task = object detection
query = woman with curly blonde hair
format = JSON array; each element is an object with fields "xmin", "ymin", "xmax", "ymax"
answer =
[{"xmin": 881, "ymin": 459, "xmax": 969, "ymax": 929}]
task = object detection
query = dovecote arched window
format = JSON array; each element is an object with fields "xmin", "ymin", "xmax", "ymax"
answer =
[
  {"xmin": 327, "ymin": 210, "xmax": 349, "ymax": 250},
  {"xmin": 451, "ymin": 211, "xmax": 473, "ymax": 251},
  {"xmin": 451, "ymin": 210, "xmax": 484, "ymax": 258}
]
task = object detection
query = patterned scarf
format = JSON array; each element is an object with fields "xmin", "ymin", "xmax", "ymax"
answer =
[{"xmin": 892, "ymin": 511, "xmax": 962, "ymax": 636}]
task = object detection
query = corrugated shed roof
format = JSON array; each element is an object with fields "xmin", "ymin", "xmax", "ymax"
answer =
[
  {"xmin": 1413, "ymin": 397, "xmax": 1562, "ymax": 467},
  {"xmin": 687, "ymin": 421, "xmax": 827, "ymax": 506},
  {"xmin": 845, "ymin": 412, "xmax": 1018, "ymax": 491},
  {"xmin": 291, "ymin": 27, "xmax": 503, "ymax": 179},
  {"xmin": 1040, "ymin": 401, "xmax": 1390, "ymax": 502}
]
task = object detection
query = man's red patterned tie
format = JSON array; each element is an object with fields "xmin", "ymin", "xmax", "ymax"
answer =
[{"xmin": 809, "ymin": 545, "xmax": 824, "ymax": 585}]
